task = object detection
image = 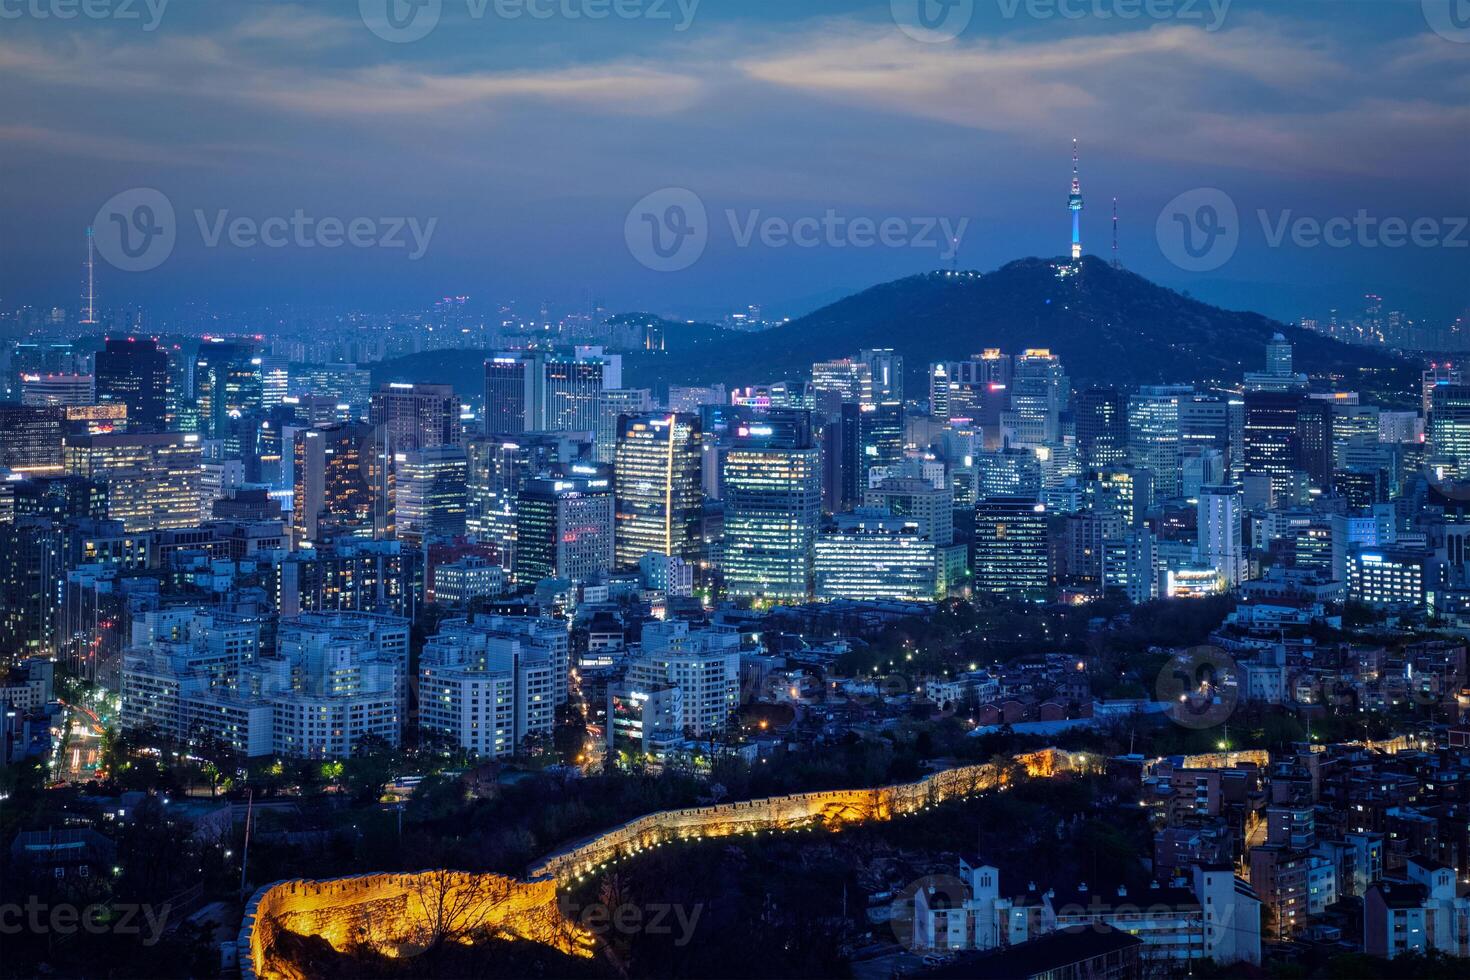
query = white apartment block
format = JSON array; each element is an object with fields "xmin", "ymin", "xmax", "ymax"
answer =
[
  {"xmin": 418, "ymin": 624, "xmax": 556, "ymax": 758},
  {"xmin": 625, "ymin": 621, "xmax": 739, "ymax": 737},
  {"xmin": 121, "ymin": 608, "xmax": 407, "ymax": 759}
]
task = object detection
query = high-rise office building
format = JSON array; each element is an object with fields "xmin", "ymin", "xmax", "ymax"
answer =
[
  {"xmin": 0, "ymin": 404, "xmax": 66, "ymax": 475},
  {"xmin": 814, "ymin": 509, "xmax": 941, "ymax": 601},
  {"xmin": 292, "ymin": 423, "xmax": 392, "ymax": 546},
  {"xmin": 62, "ymin": 431, "xmax": 202, "ymax": 532},
  {"xmin": 513, "ymin": 472, "xmax": 615, "ymax": 585},
  {"xmin": 1244, "ymin": 333, "xmax": 1309, "ymax": 393},
  {"xmin": 194, "ymin": 340, "xmax": 262, "ymax": 440},
  {"xmin": 1430, "ymin": 384, "xmax": 1470, "ymax": 473},
  {"xmin": 19, "ymin": 373, "xmax": 94, "ymax": 407},
  {"xmin": 1075, "ymin": 386, "xmax": 1129, "ymax": 471},
  {"xmin": 613, "ymin": 413, "xmax": 703, "ymax": 568},
  {"xmin": 483, "ymin": 351, "xmax": 544, "ymax": 436},
  {"xmin": 859, "ymin": 349, "xmax": 904, "ymax": 404},
  {"xmin": 1129, "ymin": 385, "xmax": 1190, "ymax": 500},
  {"xmin": 369, "ymin": 382, "xmax": 458, "ymax": 452},
  {"xmin": 483, "ymin": 348, "xmax": 619, "ymax": 436},
  {"xmin": 826, "ymin": 400, "xmax": 905, "ymax": 512},
  {"xmin": 1198, "ymin": 484, "xmax": 1245, "ymax": 587},
  {"xmin": 972, "ymin": 497, "xmax": 1050, "ymax": 599},
  {"xmin": 1243, "ymin": 392, "xmax": 1331, "ymax": 501},
  {"xmin": 0, "ymin": 517, "xmax": 66, "ymax": 661},
  {"xmin": 544, "ymin": 348, "xmax": 620, "ymax": 433},
  {"xmin": 394, "ymin": 445, "xmax": 468, "ymax": 547},
  {"xmin": 721, "ymin": 412, "xmax": 821, "ymax": 601},
  {"xmin": 593, "ymin": 388, "xmax": 653, "ymax": 463},
  {"xmin": 1180, "ymin": 394, "xmax": 1234, "ymax": 476},
  {"xmin": 865, "ymin": 470, "xmax": 954, "ymax": 546},
  {"xmin": 1003, "ymin": 349, "xmax": 1068, "ymax": 448},
  {"xmin": 811, "ymin": 358, "xmax": 874, "ymax": 413},
  {"xmin": 1423, "ymin": 363, "xmax": 1463, "ymax": 415}
]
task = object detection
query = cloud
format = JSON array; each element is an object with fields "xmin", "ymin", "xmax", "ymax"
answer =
[{"xmin": 734, "ymin": 19, "xmax": 1467, "ymax": 179}]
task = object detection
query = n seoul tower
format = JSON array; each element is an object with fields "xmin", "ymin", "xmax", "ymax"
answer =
[{"xmin": 1069, "ymin": 139, "xmax": 1083, "ymax": 261}]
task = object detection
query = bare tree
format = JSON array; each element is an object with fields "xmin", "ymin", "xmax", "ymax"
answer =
[{"xmin": 395, "ymin": 870, "xmax": 502, "ymax": 956}]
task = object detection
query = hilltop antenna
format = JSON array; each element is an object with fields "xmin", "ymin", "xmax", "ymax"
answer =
[
  {"xmin": 81, "ymin": 227, "xmax": 98, "ymax": 326},
  {"xmin": 1111, "ymin": 198, "xmax": 1120, "ymax": 270},
  {"xmin": 951, "ymin": 236, "xmax": 959, "ymax": 276}
]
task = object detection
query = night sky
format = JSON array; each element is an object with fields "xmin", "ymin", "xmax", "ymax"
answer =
[{"xmin": 2, "ymin": 0, "xmax": 1466, "ymax": 324}]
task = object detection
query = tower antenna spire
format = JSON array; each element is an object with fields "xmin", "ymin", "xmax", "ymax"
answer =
[
  {"xmin": 1068, "ymin": 139, "xmax": 1083, "ymax": 262},
  {"xmin": 1112, "ymin": 197, "xmax": 1120, "ymax": 269},
  {"xmin": 81, "ymin": 226, "xmax": 98, "ymax": 326}
]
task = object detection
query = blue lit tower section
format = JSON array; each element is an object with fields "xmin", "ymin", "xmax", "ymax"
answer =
[{"xmin": 1069, "ymin": 139, "xmax": 1083, "ymax": 261}]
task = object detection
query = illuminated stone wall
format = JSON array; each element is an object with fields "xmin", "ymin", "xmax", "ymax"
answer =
[
  {"xmin": 528, "ymin": 749, "xmax": 1069, "ymax": 883},
  {"xmin": 240, "ymin": 749, "xmax": 1070, "ymax": 977},
  {"xmin": 239, "ymin": 871, "xmax": 592, "ymax": 980}
]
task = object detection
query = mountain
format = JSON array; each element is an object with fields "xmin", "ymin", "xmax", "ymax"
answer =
[
  {"xmin": 623, "ymin": 256, "xmax": 1408, "ymax": 394},
  {"xmin": 370, "ymin": 256, "xmax": 1409, "ymax": 402}
]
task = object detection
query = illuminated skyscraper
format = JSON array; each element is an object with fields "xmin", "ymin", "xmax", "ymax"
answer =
[
  {"xmin": 292, "ymin": 423, "xmax": 392, "ymax": 547},
  {"xmin": 811, "ymin": 358, "xmax": 874, "ymax": 413},
  {"xmin": 859, "ymin": 349, "xmax": 904, "ymax": 404},
  {"xmin": 814, "ymin": 510, "xmax": 940, "ymax": 602},
  {"xmin": 94, "ymin": 337, "xmax": 169, "ymax": 431},
  {"xmin": 544, "ymin": 348, "xmax": 620, "ymax": 433},
  {"xmin": 369, "ymin": 382, "xmax": 457, "ymax": 452},
  {"xmin": 1430, "ymin": 384, "xmax": 1470, "ymax": 473},
  {"xmin": 593, "ymin": 388, "xmax": 653, "ymax": 463},
  {"xmin": 721, "ymin": 412, "xmax": 821, "ymax": 602},
  {"xmin": 1075, "ymin": 386, "xmax": 1128, "ymax": 470},
  {"xmin": 513, "ymin": 472, "xmax": 615, "ymax": 585},
  {"xmin": 1004, "ymin": 350, "xmax": 1068, "ymax": 447},
  {"xmin": 194, "ymin": 340, "xmax": 262, "ymax": 440},
  {"xmin": 613, "ymin": 413, "xmax": 703, "ymax": 568},
  {"xmin": 973, "ymin": 497, "xmax": 1050, "ymax": 599},
  {"xmin": 1197, "ymin": 484, "xmax": 1245, "ymax": 587},
  {"xmin": 1128, "ymin": 385, "xmax": 1190, "ymax": 500},
  {"xmin": 62, "ymin": 431, "xmax": 203, "ymax": 532},
  {"xmin": 395, "ymin": 445, "xmax": 468, "ymax": 547}
]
